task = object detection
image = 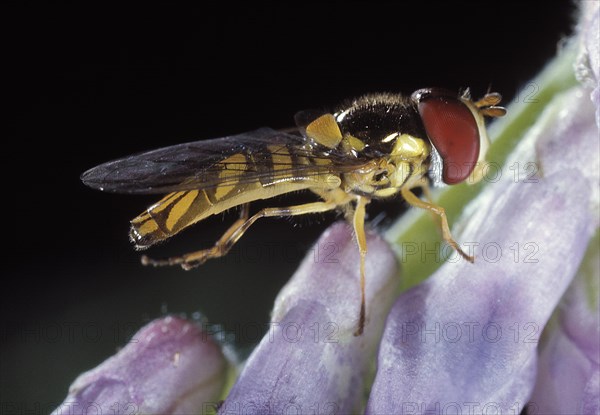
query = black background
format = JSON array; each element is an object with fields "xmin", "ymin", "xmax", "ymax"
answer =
[{"xmin": 3, "ymin": 2, "xmax": 576, "ymax": 410}]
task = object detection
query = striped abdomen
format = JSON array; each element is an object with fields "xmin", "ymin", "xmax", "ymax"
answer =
[{"xmin": 129, "ymin": 146, "xmax": 337, "ymax": 249}]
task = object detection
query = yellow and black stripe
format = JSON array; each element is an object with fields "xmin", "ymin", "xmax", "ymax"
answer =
[{"xmin": 129, "ymin": 146, "xmax": 338, "ymax": 249}]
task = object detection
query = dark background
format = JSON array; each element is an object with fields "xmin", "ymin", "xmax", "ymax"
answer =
[{"xmin": 3, "ymin": 2, "xmax": 576, "ymax": 410}]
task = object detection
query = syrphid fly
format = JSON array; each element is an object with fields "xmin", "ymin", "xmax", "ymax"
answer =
[{"xmin": 81, "ymin": 88, "xmax": 506, "ymax": 335}]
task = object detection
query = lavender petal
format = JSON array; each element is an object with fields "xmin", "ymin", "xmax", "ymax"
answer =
[
  {"xmin": 52, "ymin": 316, "xmax": 228, "ymax": 415},
  {"xmin": 576, "ymin": 1, "xmax": 599, "ymax": 128},
  {"xmin": 220, "ymin": 222, "xmax": 399, "ymax": 414},
  {"xmin": 530, "ymin": 233, "xmax": 600, "ymax": 413}
]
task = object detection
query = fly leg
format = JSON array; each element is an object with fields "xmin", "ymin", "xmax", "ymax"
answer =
[
  {"xmin": 400, "ymin": 186, "xmax": 474, "ymax": 263},
  {"xmin": 141, "ymin": 203, "xmax": 250, "ymax": 269},
  {"xmin": 417, "ymin": 178, "xmax": 435, "ymax": 204},
  {"xmin": 352, "ymin": 196, "xmax": 369, "ymax": 336},
  {"xmin": 142, "ymin": 201, "xmax": 339, "ymax": 270},
  {"xmin": 414, "ymin": 177, "xmax": 441, "ymax": 228}
]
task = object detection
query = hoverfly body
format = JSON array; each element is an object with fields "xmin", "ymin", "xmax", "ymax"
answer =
[{"xmin": 81, "ymin": 88, "xmax": 505, "ymax": 335}]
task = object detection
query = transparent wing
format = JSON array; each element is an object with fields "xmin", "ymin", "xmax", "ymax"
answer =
[{"xmin": 81, "ymin": 127, "xmax": 365, "ymax": 194}]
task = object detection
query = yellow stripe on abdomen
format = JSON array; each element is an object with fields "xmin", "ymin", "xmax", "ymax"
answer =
[
  {"xmin": 165, "ymin": 190, "xmax": 199, "ymax": 231},
  {"xmin": 130, "ymin": 189, "xmax": 213, "ymax": 249},
  {"xmin": 129, "ymin": 172, "xmax": 341, "ymax": 249}
]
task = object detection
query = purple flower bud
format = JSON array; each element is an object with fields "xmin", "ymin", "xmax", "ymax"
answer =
[
  {"xmin": 367, "ymin": 173, "xmax": 592, "ymax": 414},
  {"xmin": 530, "ymin": 236, "xmax": 600, "ymax": 414},
  {"xmin": 52, "ymin": 316, "xmax": 228, "ymax": 415},
  {"xmin": 219, "ymin": 222, "xmax": 399, "ymax": 414}
]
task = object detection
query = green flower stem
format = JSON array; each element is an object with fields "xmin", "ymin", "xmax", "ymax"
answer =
[
  {"xmin": 386, "ymin": 43, "xmax": 579, "ymax": 290},
  {"xmin": 582, "ymin": 230, "xmax": 599, "ymax": 310}
]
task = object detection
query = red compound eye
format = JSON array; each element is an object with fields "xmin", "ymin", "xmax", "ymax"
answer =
[{"xmin": 415, "ymin": 90, "xmax": 480, "ymax": 184}]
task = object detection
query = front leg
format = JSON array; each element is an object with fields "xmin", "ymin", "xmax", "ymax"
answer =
[{"xmin": 400, "ymin": 186, "xmax": 474, "ymax": 263}]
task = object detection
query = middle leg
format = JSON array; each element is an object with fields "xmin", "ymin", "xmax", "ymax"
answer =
[{"xmin": 144, "ymin": 201, "xmax": 340, "ymax": 270}]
